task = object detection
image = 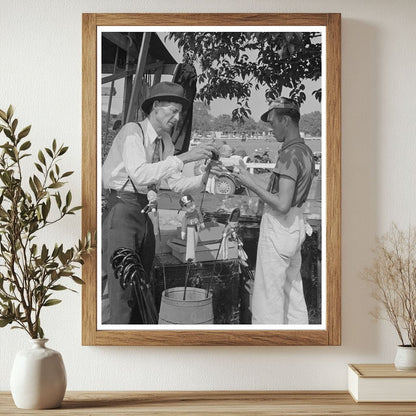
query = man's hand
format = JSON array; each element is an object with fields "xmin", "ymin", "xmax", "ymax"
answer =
[
  {"xmin": 201, "ymin": 159, "xmax": 224, "ymax": 188},
  {"xmin": 232, "ymin": 160, "xmax": 257, "ymax": 191},
  {"xmin": 233, "ymin": 160, "xmax": 295, "ymax": 215},
  {"xmin": 205, "ymin": 160, "xmax": 224, "ymax": 177},
  {"xmin": 177, "ymin": 142, "xmax": 219, "ymax": 164}
]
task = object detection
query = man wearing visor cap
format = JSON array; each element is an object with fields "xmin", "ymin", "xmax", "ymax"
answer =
[{"xmin": 233, "ymin": 97, "xmax": 315, "ymax": 324}]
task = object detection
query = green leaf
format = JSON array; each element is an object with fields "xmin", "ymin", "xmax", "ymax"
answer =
[
  {"xmin": 65, "ymin": 191, "xmax": 72, "ymax": 207},
  {"xmin": 6, "ymin": 105, "xmax": 14, "ymax": 121},
  {"xmin": 61, "ymin": 171, "xmax": 74, "ymax": 178},
  {"xmin": 41, "ymin": 202, "xmax": 50, "ymax": 221},
  {"xmin": 29, "ymin": 177, "xmax": 38, "ymax": 197},
  {"xmin": 17, "ymin": 125, "xmax": 31, "ymax": 140},
  {"xmin": 19, "ymin": 140, "xmax": 31, "ymax": 151},
  {"xmin": 38, "ymin": 150, "xmax": 46, "ymax": 165},
  {"xmin": 55, "ymin": 192, "xmax": 62, "ymax": 208},
  {"xmin": 0, "ymin": 317, "xmax": 13, "ymax": 327},
  {"xmin": 58, "ymin": 250, "xmax": 67, "ymax": 264},
  {"xmin": 45, "ymin": 148, "xmax": 53, "ymax": 158},
  {"xmin": 0, "ymin": 292, "xmax": 12, "ymax": 302},
  {"xmin": 29, "ymin": 222, "xmax": 39, "ymax": 234},
  {"xmin": 58, "ymin": 146, "xmax": 68, "ymax": 156},
  {"xmin": 59, "ymin": 271, "xmax": 73, "ymax": 277},
  {"xmin": 52, "ymin": 139, "xmax": 57, "ymax": 152},
  {"xmin": 34, "ymin": 163, "xmax": 43, "ymax": 173},
  {"xmin": 41, "ymin": 244, "xmax": 48, "ymax": 262},
  {"xmin": 51, "ymin": 244, "xmax": 59, "ymax": 258},
  {"xmin": 71, "ymin": 276, "xmax": 85, "ymax": 285},
  {"xmin": 69, "ymin": 206, "xmax": 82, "ymax": 213},
  {"xmin": 4, "ymin": 129, "xmax": 12, "ymax": 140},
  {"xmin": 38, "ymin": 325, "xmax": 44, "ymax": 339},
  {"xmin": 11, "ymin": 118, "xmax": 18, "ymax": 133},
  {"xmin": 43, "ymin": 299, "xmax": 62, "ymax": 307},
  {"xmin": 50, "ymin": 285, "xmax": 68, "ymax": 291},
  {"xmin": 53, "ymin": 244, "xmax": 63, "ymax": 259},
  {"xmin": 48, "ymin": 182, "xmax": 64, "ymax": 189},
  {"xmin": 19, "ymin": 153, "xmax": 30, "ymax": 160},
  {"xmin": 33, "ymin": 175, "xmax": 42, "ymax": 192},
  {"xmin": 0, "ymin": 109, "xmax": 7, "ymax": 121}
]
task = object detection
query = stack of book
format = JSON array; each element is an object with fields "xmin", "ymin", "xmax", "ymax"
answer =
[{"xmin": 348, "ymin": 364, "xmax": 416, "ymax": 402}]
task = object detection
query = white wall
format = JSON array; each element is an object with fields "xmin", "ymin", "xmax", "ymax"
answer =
[{"xmin": 1, "ymin": 0, "xmax": 416, "ymax": 391}]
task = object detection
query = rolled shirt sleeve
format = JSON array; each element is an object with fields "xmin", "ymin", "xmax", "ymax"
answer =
[
  {"xmin": 123, "ymin": 133, "xmax": 184, "ymax": 187},
  {"xmin": 166, "ymin": 171, "xmax": 204, "ymax": 194},
  {"xmin": 103, "ymin": 121, "xmax": 204, "ymax": 194}
]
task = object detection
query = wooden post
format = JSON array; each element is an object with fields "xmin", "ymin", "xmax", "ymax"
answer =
[
  {"xmin": 126, "ymin": 32, "xmax": 151, "ymax": 123},
  {"xmin": 103, "ymin": 47, "xmax": 119, "ymax": 147},
  {"xmin": 121, "ymin": 33, "xmax": 135, "ymax": 124}
]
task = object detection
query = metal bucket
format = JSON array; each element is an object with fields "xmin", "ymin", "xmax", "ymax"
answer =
[{"xmin": 158, "ymin": 287, "xmax": 214, "ymax": 324}]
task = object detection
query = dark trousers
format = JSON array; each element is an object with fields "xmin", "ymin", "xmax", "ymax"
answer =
[{"xmin": 102, "ymin": 191, "xmax": 155, "ymax": 324}]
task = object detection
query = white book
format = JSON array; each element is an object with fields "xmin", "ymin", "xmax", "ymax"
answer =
[{"xmin": 348, "ymin": 364, "xmax": 416, "ymax": 402}]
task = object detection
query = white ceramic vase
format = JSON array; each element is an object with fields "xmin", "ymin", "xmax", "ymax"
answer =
[
  {"xmin": 10, "ymin": 338, "xmax": 67, "ymax": 409},
  {"xmin": 394, "ymin": 345, "xmax": 416, "ymax": 371}
]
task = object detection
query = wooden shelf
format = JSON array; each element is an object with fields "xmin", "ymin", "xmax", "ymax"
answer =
[{"xmin": 1, "ymin": 391, "xmax": 416, "ymax": 415}]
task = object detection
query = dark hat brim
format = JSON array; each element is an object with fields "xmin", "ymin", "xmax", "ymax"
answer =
[
  {"xmin": 260, "ymin": 109, "xmax": 271, "ymax": 123},
  {"xmin": 141, "ymin": 94, "xmax": 190, "ymax": 115},
  {"xmin": 260, "ymin": 107, "xmax": 300, "ymax": 122}
]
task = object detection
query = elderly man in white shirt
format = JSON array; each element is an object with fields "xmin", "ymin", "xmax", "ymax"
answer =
[{"xmin": 102, "ymin": 81, "xmax": 219, "ymax": 324}]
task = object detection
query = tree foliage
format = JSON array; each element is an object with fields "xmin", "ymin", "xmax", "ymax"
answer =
[
  {"xmin": 299, "ymin": 111, "xmax": 322, "ymax": 137},
  {"xmin": 168, "ymin": 31, "xmax": 321, "ymax": 122},
  {"xmin": 192, "ymin": 102, "xmax": 269, "ymax": 135},
  {"xmin": 192, "ymin": 102, "xmax": 215, "ymax": 134},
  {"xmin": 0, "ymin": 106, "xmax": 95, "ymax": 339},
  {"xmin": 193, "ymin": 102, "xmax": 320, "ymax": 137}
]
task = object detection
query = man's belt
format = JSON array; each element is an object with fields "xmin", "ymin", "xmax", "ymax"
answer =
[{"xmin": 109, "ymin": 189, "xmax": 149, "ymax": 204}]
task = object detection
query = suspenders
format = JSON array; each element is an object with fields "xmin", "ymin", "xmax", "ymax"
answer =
[{"xmin": 120, "ymin": 122, "xmax": 164, "ymax": 193}]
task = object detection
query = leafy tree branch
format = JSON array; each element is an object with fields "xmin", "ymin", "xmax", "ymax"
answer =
[
  {"xmin": 0, "ymin": 106, "xmax": 95, "ymax": 339},
  {"xmin": 168, "ymin": 31, "xmax": 322, "ymax": 122}
]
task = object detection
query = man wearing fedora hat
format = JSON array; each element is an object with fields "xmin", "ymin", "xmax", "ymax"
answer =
[
  {"xmin": 102, "ymin": 81, "xmax": 220, "ymax": 324},
  {"xmin": 233, "ymin": 97, "xmax": 315, "ymax": 325}
]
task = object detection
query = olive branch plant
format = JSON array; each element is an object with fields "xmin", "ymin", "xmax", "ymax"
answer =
[
  {"xmin": 0, "ymin": 106, "xmax": 94, "ymax": 339},
  {"xmin": 362, "ymin": 223, "xmax": 416, "ymax": 347}
]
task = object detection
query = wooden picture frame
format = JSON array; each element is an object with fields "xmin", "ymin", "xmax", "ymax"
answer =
[{"xmin": 82, "ymin": 13, "xmax": 341, "ymax": 346}]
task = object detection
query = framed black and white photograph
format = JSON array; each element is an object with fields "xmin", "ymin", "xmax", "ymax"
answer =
[{"xmin": 82, "ymin": 13, "xmax": 341, "ymax": 346}]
